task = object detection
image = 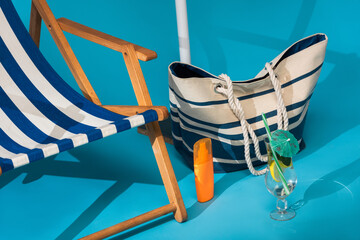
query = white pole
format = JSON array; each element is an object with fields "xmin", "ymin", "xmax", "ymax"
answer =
[{"xmin": 175, "ymin": 0, "xmax": 191, "ymax": 64}]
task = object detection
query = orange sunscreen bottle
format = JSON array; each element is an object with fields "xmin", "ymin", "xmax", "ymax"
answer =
[{"xmin": 193, "ymin": 138, "xmax": 214, "ymax": 202}]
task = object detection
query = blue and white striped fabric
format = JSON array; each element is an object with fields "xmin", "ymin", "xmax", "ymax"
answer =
[
  {"xmin": 0, "ymin": 0, "xmax": 158, "ymax": 173},
  {"xmin": 169, "ymin": 34, "xmax": 328, "ymax": 173}
]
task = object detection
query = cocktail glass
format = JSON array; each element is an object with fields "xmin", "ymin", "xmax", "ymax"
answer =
[{"xmin": 264, "ymin": 138, "xmax": 297, "ymax": 221}]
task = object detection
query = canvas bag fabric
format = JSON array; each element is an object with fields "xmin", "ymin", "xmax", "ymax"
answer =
[{"xmin": 169, "ymin": 34, "xmax": 328, "ymax": 174}]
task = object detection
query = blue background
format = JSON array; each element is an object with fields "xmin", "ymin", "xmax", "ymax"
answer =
[{"xmin": 1, "ymin": 0, "xmax": 360, "ymax": 239}]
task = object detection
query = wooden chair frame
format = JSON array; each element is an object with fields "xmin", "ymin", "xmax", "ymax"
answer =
[{"xmin": 29, "ymin": 0, "xmax": 187, "ymax": 239}]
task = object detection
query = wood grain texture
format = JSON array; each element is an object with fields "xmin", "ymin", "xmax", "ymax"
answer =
[
  {"xmin": 102, "ymin": 105, "xmax": 169, "ymax": 121},
  {"xmin": 123, "ymin": 44, "xmax": 187, "ymax": 222},
  {"xmin": 123, "ymin": 44, "xmax": 153, "ymax": 106},
  {"xmin": 29, "ymin": 1, "xmax": 42, "ymax": 47},
  {"xmin": 57, "ymin": 18, "xmax": 157, "ymax": 62},
  {"xmin": 32, "ymin": 0, "xmax": 101, "ymax": 105},
  {"xmin": 145, "ymin": 121, "xmax": 187, "ymax": 222},
  {"xmin": 80, "ymin": 203, "xmax": 176, "ymax": 240}
]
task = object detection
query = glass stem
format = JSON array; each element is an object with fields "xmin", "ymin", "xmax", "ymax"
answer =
[{"xmin": 276, "ymin": 199, "xmax": 287, "ymax": 213}]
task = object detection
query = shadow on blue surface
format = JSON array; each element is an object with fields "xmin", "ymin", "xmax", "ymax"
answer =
[
  {"xmin": 291, "ymin": 158, "xmax": 360, "ymax": 211},
  {"xmin": 300, "ymin": 52, "xmax": 360, "ymax": 155},
  {"xmin": 0, "ymin": 144, "xmax": 191, "ymax": 240},
  {"xmin": 186, "ymin": 170, "xmax": 250, "ymax": 220},
  {"xmin": 194, "ymin": 1, "xmax": 360, "ymax": 159},
  {"xmin": 56, "ymin": 181, "xmax": 132, "ymax": 240},
  {"xmin": 107, "ymin": 171, "xmax": 251, "ymax": 239},
  {"xmin": 191, "ymin": 0, "xmax": 316, "ymax": 74},
  {"xmin": 2, "ymin": 0, "xmax": 360, "ymax": 239}
]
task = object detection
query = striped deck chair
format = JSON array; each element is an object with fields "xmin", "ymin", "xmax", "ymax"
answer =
[{"xmin": 0, "ymin": 0, "xmax": 187, "ymax": 238}]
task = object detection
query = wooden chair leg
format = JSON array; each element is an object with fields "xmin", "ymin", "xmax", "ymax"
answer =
[
  {"xmin": 145, "ymin": 121, "xmax": 187, "ymax": 222},
  {"xmin": 121, "ymin": 43, "xmax": 187, "ymax": 221},
  {"xmin": 81, "ymin": 121, "xmax": 186, "ymax": 239}
]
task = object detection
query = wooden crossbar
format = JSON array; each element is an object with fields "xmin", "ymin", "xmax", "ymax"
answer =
[
  {"xmin": 79, "ymin": 203, "xmax": 177, "ymax": 240},
  {"xmin": 57, "ymin": 18, "xmax": 157, "ymax": 62},
  {"xmin": 101, "ymin": 105, "xmax": 169, "ymax": 121}
]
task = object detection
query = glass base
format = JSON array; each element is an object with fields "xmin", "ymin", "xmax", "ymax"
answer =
[{"xmin": 270, "ymin": 208, "xmax": 296, "ymax": 221}]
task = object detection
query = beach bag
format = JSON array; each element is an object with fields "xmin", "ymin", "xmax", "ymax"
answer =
[{"xmin": 169, "ymin": 33, "xmax": 328, "ymax": 175}]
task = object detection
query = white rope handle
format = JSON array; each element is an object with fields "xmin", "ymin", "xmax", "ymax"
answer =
[
  {"xmin": 216, "ymin": 63, "xmax": 289, "ymax": 175},
  {"xmin": 265, "ymin": 63, "xmax": 289, "ymax": 130},
  {"xmin": 216, "ymin": 74, "xmax": 266, "ymax": 175}
]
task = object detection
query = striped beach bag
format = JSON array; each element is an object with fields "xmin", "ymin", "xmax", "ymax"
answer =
[{"xmin": 169, "ymin": 34, "xmax": 328, "ymax": 175}]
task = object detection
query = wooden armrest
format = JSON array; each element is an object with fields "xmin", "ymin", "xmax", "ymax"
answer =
[
  {"xmin": 102, "ymin": 105, "xmax": 169, "ymax": 121},
  {"xmin": 57, "ymin": 18, "xmax": 157, "ymax": 62}
]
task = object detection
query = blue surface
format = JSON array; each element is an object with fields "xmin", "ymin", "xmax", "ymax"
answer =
[{"xmin": 1, "ymin": 0, "xmax": 360, "ymax": 239}]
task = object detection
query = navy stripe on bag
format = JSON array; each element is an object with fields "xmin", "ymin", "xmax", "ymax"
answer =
[{"xmin": 169, "ymin": 33, "xmax": 327, "ymax": 173}]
